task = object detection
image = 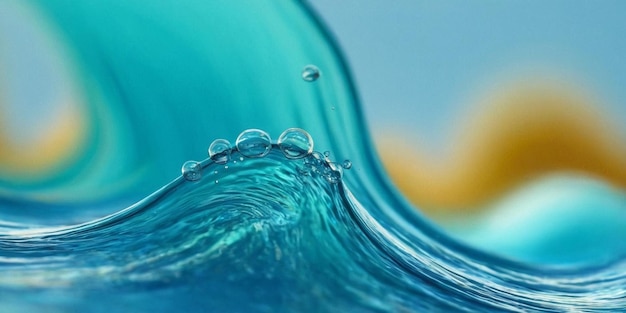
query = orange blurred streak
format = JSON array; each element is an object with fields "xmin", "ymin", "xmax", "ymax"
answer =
[{"xmin": 378, "ymin": 85, "xmax": 626, "ymax": 218}]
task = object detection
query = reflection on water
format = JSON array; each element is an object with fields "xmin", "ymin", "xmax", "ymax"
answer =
[{"xmin": 1, "ymin": 1, "xmax": 626, "ymax": 312}]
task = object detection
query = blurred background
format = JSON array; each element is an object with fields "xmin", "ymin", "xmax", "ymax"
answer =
[
  {"xmin": 1, "ymin": 0, "xmax": 625, "ymax": 266},
  {"xmin": 309, "ymin": 0, "xmax": 626, "ymax": 265}
]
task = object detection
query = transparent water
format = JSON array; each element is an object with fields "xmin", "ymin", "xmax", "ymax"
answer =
[{"xmin": 1, "ymin": 1, "xmax": 626, "ymax": 312}]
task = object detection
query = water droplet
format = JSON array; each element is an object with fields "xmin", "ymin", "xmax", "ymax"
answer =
[
  {"xmin": 215, "ymin": 180, "xmax": 219, "ymax": 184},
  {"xmin": 208, "ymin": 139, "xmax": 231, "ymax": 164},
  {"xmin": 236, "ymin": 129, "xmax": 272, "ymax": 158},
  {"xmin": 239, "ymin": 157, "xmax": 244, "ymax": 162},
  {"xmin": 323, "ymin": 151, "xmax": 330, "ymax": 158},
  {"xmin": 342, "ymin": 160, "xmax": 352, "ymax": 169},
  {"xmin": 301, "ymin": 65, "xmax": 320, "ymax": 82},
  {"xmin": 224, "ymin": 165, "xmax": 229, "ymax": 169},
  {"xmin": 277, "ymin": 128, "xmax": 314, "ymax": 159},
  {"xmin": 181, "ymin": 161, "xmax": 202, "ymax": 181},
  {"xmin": 213, "ymin": 170, "xmax": 218, "ymax": 175}
]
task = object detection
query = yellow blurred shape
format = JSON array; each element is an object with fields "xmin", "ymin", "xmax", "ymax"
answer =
[
  {"xmin": 0, "ymin": 103, "xmax": 86, "ymax": 179},
  {"xmin": 378, "ymin": 84, "xmax": 626, "ymax": 218}
]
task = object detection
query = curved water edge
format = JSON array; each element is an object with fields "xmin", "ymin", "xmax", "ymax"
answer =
[
  {"xmin": 1, "ymin": 0, "xmax": 625, "ymax": 312},
  {"xmin": 2, "ymin": 129, "xmax": 626, "ymax": 312}
]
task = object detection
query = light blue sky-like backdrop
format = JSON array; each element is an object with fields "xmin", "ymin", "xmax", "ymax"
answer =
[{"xmin": 310, "ymin": 1, "xmax": 626, "ymax": 149}]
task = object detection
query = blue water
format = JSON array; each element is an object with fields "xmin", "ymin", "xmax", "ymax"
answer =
[{"xmin": 1, "ymin": 1, "xmax": 626, "ymax": 312}]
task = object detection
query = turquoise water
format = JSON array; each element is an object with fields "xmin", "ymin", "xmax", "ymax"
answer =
[{"xmin": 2, "ymin": 1, "xmax": 626, "ymax": 312}]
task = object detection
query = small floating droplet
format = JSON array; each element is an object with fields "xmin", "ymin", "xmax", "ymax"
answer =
[
  {"xmin": 342, "ymin": 160, "xmax": 352, "ymax": 169},
  {"xmin": 277, "ymin": 128, "xmax": 314, "ymax": 159},
  {"xmin": 181, "ymin": 161, "xmax": 202, "ymax": 181},
  {"xmin": 208, "ymin": 139, "xmax": 231, "ymax": 164},
  {"xmin": 301, "ymin": 65, "xmax": 320, "ymax": 82},
  {"xmin": 236, "ymin": 129, "xmax": 272, "ymax": 158},
  {"xmin": 215, "ymin": 180, "xmax": 219, "ymax": 184}
]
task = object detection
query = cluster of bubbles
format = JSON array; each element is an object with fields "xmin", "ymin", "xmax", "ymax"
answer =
[
  {"xmin": 300, "ymin": 150, "xmax": 351, "ymax": 184},
  {"xmin": 181, "ymin": 128, "xmax": 351, "ymax": 183}
]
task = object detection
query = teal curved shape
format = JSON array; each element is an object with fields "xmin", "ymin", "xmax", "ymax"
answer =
[{"xmin": 0, "ymin": 1, "xmax": 625, "ymax": 312}]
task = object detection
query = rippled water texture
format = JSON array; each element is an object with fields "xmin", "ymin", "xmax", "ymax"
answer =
[{"xmin": 1, "ymin": 1, "xmax": 626, "ymax": 312}]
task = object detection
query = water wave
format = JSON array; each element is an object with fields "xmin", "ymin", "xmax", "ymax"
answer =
[
  {"xmin": 1, "ymin": 1, "xmax": 626, "ymax": 312},
  {"xmin": 3, "ymin": 139, "xmax": 626, "ymax": 312}
]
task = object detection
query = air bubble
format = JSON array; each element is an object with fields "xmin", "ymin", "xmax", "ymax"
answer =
[
  {"xmin": 324, "ymin": 165, "xmax": 342, "ymax": 184},
  {"xmin": 301, "ymin": 65, "xmax": 320, "ymax": 82},
  {"xmin": 342, "ymin": 160, "xmax": 352, "ymax": 169},
  {"xmin": 277, "ymin": 128, "xmax": 314, "ymax": 159},
  {"xmin": 208, "ymin": 139, "xmax": 231, "ymax": 164},
  {"xmin": 323, "ymin": 151, "xmax": 330, "ymax": 158},
  {"xmin": 236, "ymin": 129, "xmax": 272, "ymax": 158},
  {"xmin": 181, "ymin": 161, "xmax": 202, "ymax": 181},
  {"xmin": 325, "ymin": 162, "xmax": 343, "ymax": 184},
  {"xmin": 310, "ymin": 152, "xmax": 325, "ymax": 165},
  {"xmin": 325, "ymin": 172, "xmax": 341, "ymax": 184}
]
